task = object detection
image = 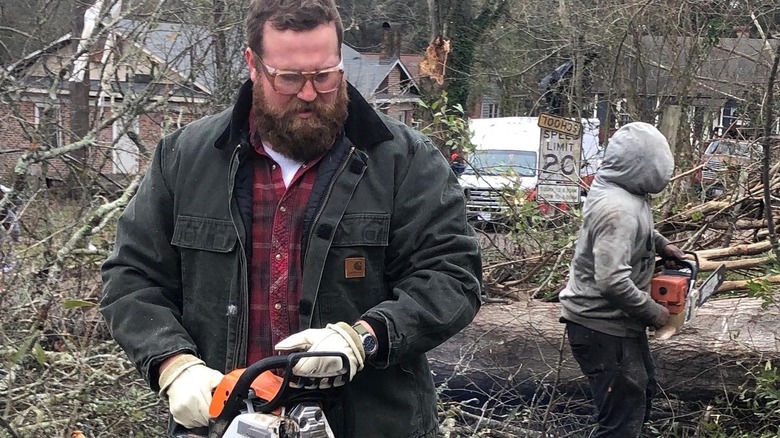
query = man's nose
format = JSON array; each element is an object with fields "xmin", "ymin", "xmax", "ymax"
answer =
[{"xmin": 296, "ymin": 79, "xmax": 318, "ymax": 102}]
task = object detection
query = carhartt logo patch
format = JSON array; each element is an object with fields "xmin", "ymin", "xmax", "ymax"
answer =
[{"xmin": 345, "ymin": 257, "xmax": 366, "ymax": 279}]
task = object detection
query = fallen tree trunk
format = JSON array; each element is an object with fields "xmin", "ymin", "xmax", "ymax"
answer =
[
  {"xmin": 720, "ymin": 274, "xmax": 780, "ymax": 292},
  {"xmin": 429, "ymin": 299, "xmax": 780, "ymax": 404},
  {"xmin": 697, "ymin": 241, "xmax": 773, "ymax": 259},
  {"xmin": 699, "ymin": 256, "xmax": 771, "ymax": 271}
]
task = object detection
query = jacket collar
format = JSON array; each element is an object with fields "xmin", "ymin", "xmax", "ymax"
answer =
[{"xmin": 214, "ymin": 79, "xmax": 394, "ymax": 151}]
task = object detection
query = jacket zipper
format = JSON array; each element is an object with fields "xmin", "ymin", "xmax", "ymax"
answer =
[
  {"xmin": 305, "ymin": 147, "xmax": 355, "ymax": 252},
  {"xmin": 303, "ymin": 147, "xmax": 355, "ymax": 326},
  {"xmin": 227, "ymin": 143, "xmax": 249, "ymax": 369}
]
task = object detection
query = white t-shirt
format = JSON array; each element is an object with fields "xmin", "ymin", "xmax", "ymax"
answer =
[{"xmin": 262, "ymin": 143, "xmax": 304, "ymax": 188}]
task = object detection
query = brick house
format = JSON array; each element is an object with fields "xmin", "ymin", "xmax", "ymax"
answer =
[
  {"xmin": 343, "ymin": 45, "xmax": 422, "ymax": 126},
  {"xmin": 1, "ymin": 19, "xmax": 422, "ymax": 186},
  {"xmin": 1, "ymin": 20, "xmax": 213, "ymax": 186}
]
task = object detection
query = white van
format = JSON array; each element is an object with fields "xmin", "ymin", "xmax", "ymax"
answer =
[{"xmin": 459, "ymin": 116, "xmax": 600, "ymax": 223}]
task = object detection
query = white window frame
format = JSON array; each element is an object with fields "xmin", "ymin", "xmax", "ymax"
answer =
[
  {"xmin": 33, "ymin": 103, "xmax": 62, "ymax": 148},
  {"xmin": 480, "ymin": 102, "xmax": 500, "ymax": 118},
  {"xmin": 615, "ymin": 98, "xmax": 631, "ymax": 128},
  {"xmin": 112, "ymin": 117, "xmax": 140, "ymax": 174}
]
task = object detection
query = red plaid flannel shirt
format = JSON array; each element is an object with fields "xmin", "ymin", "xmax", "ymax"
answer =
[{"xmin": 246, "ymin": 127, "xmax": 320, "ymax": 365}]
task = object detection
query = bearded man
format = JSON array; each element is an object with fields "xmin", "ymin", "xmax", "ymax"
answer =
[{"xmin": 99, "ymin": 1, "xmax": 482, "ymax": 437}]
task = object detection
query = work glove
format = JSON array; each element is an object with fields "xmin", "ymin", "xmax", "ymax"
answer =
[
  {"xmin": 158, "ymin": 354, "xmax": 224, "ymax": 429},
  {"xmin": 275, "ymin": 322, "xmax": 365, "ymax": 386}
]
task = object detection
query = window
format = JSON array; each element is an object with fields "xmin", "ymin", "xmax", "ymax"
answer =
[
  {"xmin": 480, "ymin": 102, "xmax": 500, "ymax": 118},
  {"xmin": 463, "ymin": 150, "xmax": 537, "ymax": 177},
  {"xmin": 721, "ymin": 99, "xmax": 739, "ymax": 130},
  {"xmin": 398, "ymin": 110, "xmax": 413, "ymax": 125},
  {"xmin": 33, "ymin": 103, "xmax": 62, "ymax": 148},
  {"xmin": 615, "ymin": 98, "xmax": 631, "ymax": 128},
  {"xmin": 112, "ymin": 118, "xmax": 140, "ymax": 174}
]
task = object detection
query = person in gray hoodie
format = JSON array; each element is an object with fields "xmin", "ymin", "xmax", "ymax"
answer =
[{"xmin": 559, "ymin": 122, "xmax": 685, "ymax": 437}]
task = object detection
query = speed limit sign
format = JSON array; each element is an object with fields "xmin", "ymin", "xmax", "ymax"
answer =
[{"xmin": 537, "ymin": 118, "xmax": 583, "ymax": 203}]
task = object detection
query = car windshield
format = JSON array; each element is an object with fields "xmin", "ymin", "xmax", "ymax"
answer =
[
  {"xmin": 705, "ymin": 140, "xmax": 756, "ymax": 157},
  {"xmin": 463, "ymin": 150, "xmax": 537, "ymax": 177}
]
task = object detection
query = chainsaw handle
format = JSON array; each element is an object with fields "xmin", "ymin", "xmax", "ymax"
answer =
[
  {"xmin": 208, "ymin": 352, "xmax": 350, "ymax": 438},
  {"xmin": 658, "ymin": 249, "xmax": 698, "ymax": 265},
  {"xmin": 656, "ymin": 250, "xmax": 698, "ymax": 279},
  {"xmin": 683, "ymin": 250, "xmax": 699, "ymax": 268}
]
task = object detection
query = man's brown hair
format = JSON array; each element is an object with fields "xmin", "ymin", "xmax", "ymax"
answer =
[{"xmin": 246, "ymin": 0, "xmax": 343, "ymax": 56}]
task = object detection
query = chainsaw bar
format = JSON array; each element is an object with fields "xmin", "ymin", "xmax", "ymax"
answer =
[
  {"xmin": 697, "ymin": 263, "xmax": 726, "ymax": 307},
  {"xmin": 684, "ymin": 263, "xmax": 726, "ymax": 323}
]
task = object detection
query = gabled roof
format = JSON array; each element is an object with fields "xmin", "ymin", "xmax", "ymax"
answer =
[
  {"xmin": 112, "ymin": 19, "xmax": 246, "ymax": 94},
  {"xmin": 342, "ymin": 45, "xmax": 420, "ymax": 100},
  {"xmin": 5, "ymin": 33, "xmax": 73, "ymax": 76}
]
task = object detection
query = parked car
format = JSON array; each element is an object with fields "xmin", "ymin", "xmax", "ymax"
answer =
[{"xmin": 694, "ymin": 138, "xmax": 761, "ymax": 198}]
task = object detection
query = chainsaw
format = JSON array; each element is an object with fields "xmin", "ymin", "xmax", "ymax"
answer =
[
  {"xmin": 171, "ymin": 351, "xmax": 351, "ymax": 438},
  {"xmin": 650, "ymin": 251, "xmax": 726, "ymax": 340}
]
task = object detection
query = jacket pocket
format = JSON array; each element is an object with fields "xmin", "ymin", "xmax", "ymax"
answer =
[
  {"xmin": 170, "ymin": 215, "xmax": 239, "ymax": 344},
  {"xmin": 331, "ymin": 213, "xmax": 390, "ymax": 247},
  {"xmin": 171, "ymin": 215, "xmax": 237, "ymax": 252},
  {"xmin": 316, "ymin": 213, "xmax": 390, "ymax": 324}
]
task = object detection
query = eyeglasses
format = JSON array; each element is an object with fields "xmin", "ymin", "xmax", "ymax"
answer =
[{"xmin": 255, "ymin": 56, "xmax": 344, "ymax": 95}]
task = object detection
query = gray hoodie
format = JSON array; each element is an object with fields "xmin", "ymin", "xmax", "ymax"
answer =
[{"xmin": 559, "ymin": 122, "xmax": 674, "ymax": 337}]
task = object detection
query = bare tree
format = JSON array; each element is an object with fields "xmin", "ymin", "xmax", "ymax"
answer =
[{"xmin": 0, "ymin": 0, "xmax": 251, "ymax": 434}]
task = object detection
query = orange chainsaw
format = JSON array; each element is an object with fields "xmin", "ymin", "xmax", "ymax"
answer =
[
  {"xmin": 173, "ymin": 352, "xmax": 351, "ymax": 438},
  {"xmin": 650, "ymin": 252, "xmax": 725, "ymax": 339}
]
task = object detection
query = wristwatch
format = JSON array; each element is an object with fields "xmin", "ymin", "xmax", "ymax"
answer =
[{"xmin": 352, "ymin": 322, "xmax": 378, "ymax": 358}]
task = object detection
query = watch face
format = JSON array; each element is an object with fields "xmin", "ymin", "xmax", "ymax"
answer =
[{"xmin": 363, "ymin": 334, "xmax": 378, "ymax": 355}]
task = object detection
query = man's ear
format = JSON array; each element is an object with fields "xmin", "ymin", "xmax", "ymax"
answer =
[{"xmin": 245, "ymin": 48, "xmax": 258, "ymax": 82}]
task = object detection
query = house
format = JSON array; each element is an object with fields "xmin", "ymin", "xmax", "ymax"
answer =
[
  {"xmin": 0, "ymin": 19, "xmax": 221, "ymax": 184},
  {"xmin": 591, "ymin": 34, "xmax": 780, "ymax": 140},
  {"xmin": 468, "ymin": 30, "xmax": 780, "ymax": 143},
  {"xmin": 0, "ymin": 19, "xmax": 422, "ymax": 185},
  {"xmin": 341, "ymin": 22, "xmax": 422, "ymax": 125}
]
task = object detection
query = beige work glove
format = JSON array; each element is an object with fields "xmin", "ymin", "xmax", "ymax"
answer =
[
  {"xmin": 158, "ymin": 354, "xmax": 224, "ymax": 429},
  {"xmin": 275, "ymin": 322, "xmax": 365, "ymax": 387}
]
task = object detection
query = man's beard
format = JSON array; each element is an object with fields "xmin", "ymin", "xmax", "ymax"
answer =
[{"xmin": 252, "ymin": 81, "xmax": 349, "ymax": 163}]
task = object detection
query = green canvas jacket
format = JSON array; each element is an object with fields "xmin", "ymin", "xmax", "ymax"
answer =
[{"xmin": 100, "ymin": 81, "xmax": 482, "ymax": 437}]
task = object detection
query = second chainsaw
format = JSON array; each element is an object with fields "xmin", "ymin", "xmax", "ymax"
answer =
[{"xmin": 650, "ymin": 252, "xmax": 725, "ymax": 339}]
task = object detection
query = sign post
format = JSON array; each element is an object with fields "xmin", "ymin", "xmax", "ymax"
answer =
[{"xmin": 537, "ymin": 113, "xmax": 583, "ymax": 204}]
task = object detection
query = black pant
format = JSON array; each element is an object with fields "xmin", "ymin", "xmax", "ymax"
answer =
[{"xmin": 566, "ymin": 322, "xmax": 657, "ymax": 438}]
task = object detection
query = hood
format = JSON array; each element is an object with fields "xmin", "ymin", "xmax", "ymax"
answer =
[
  {"xmin": 459, "ymin": 173, "xmax": 536, "ymax": 191},
  {"xmin": 596, "ymin": 122, "xmax": 674, "ymax": 195}
]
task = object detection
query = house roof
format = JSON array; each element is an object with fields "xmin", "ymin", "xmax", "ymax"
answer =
[
  {"xmin": 9, "ymin": 20, "xmax": 421, "ymax": 104},
  {"xmin": 112, "ymin": 19, "xmax": 246, "ymax": 94},
  {"xmin": 4, "ymin": 33, "xmax": 73, "ymax": 75},
  {"xmin": 113, "ymin": 21, "xmax": 421, "ymax": 101},
  {"xmin": 342, "ymin": 45, "xmax": 420, "ymax": 100}
]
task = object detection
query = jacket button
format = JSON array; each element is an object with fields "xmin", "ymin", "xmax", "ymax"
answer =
[
  {"xmin": 274, "ymin": 303, "xmax": 282, "ymax": 310},
  {"xmin": 275, "ymin": 253, "xmax": 282, "ymax": 261}
]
